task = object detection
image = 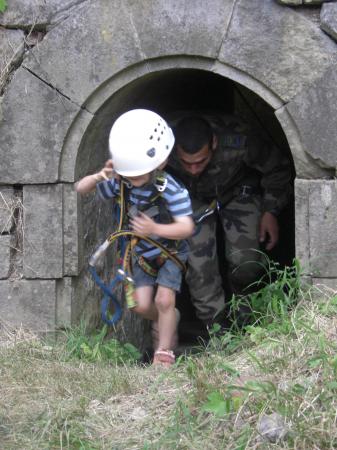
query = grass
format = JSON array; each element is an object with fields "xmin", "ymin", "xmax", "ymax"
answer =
[{"xmin": 1, "ymin": 262, "xmax": 337, "ymax": 449}]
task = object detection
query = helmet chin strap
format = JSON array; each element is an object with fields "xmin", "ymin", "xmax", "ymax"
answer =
[{"xmin": 121, "ymin": 177, "xmax": 133, "ymax": 189}]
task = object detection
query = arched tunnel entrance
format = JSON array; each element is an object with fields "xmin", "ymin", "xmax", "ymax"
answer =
[{"xmin": 78, "ymin": 68, "xmax": 296, "ymax": 344}]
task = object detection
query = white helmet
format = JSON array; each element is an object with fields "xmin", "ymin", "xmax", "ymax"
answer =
[{"xmin": 109, "ymin": 109, "xmax": 175, "ymax": 177}]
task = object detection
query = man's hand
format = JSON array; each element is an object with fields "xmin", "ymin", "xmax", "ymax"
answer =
[
  {"xmin": 259, "ymin": 211, "xmax": 279, "ymax": 251},
  {"xmin": 130, "ymin": 212, "xmax": 156, "ymax": 236}
]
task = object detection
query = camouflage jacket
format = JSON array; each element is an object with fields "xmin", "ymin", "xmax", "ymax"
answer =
[{"xmin": 168, "ymin": 115, "xmax": 293, "ymax": 216}]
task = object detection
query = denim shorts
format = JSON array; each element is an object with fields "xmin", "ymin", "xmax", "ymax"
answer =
[{"xmin": 132, "ymin": 244, "xmax": 188, "ymax": 292}]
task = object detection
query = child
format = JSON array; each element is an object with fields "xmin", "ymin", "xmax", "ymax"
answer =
[{"xmin": 75, "ymin": 109, "xmax": 194, "ymax": 366}]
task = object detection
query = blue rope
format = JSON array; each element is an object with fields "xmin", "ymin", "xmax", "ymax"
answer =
[
  {"xmin": 88, "ymin": 202, "xmax": 128, "ymax": 326},
  {"xmin": 88, "ymin": 265, "xmax": 123, "ymax": 326}
]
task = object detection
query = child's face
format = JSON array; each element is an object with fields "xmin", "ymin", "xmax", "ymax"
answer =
[{"xmin": 124, "ymin": 173, "xmax": 151, "ymax": 187}]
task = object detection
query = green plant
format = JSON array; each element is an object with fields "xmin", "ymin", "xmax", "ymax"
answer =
[
  {"xmin": 0, "ymin": 0, "xmax": 7, "ymax": 13},
  {"xmin": 202, "ymin": 390, "xmax": 232, "ymax": 416},
  {"xmin": 229, "ymin": 258, "xmax": 302, "ymax": 328},
  {"xmin": 62, "ymin": 323, "xmax": 141, "ymax": 364}
]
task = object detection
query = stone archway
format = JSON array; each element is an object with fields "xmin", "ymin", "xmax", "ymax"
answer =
[{"xmin": 1, "ymin": 0, "xmax": 336, "ymax": 334}]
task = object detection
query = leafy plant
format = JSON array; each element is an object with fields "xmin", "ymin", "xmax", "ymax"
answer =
[
  {"xmin": 0, "ymin": 0, "xmax": 7, "ymax": 13},
  {"xmin": 202, "ymin": 390, "xmax": 231, "ymax": 416},
  {"xmin": 62, "ymin": 323, "xmax": 141, "ymax": 364},
  {"xmin": 202, "ymin": 389, "xmax": 244, "ymax": 416},
  {"xmin": 229, "ymin": 258, "xmax": 302, "ymax": 328}
]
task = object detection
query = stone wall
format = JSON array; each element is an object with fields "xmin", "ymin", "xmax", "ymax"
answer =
[{"xmin": 0, "ymin": 0, "xmax": 336, "ymax": 338}]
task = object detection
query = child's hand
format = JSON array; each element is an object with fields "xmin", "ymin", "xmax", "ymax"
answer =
[
  {"xmin": 97, "ymin": 159, "xmax": 118, "ymax": 181},
  {"xmin": 130, "ymin": 212, "xmax": 157, "ymax": 236}
]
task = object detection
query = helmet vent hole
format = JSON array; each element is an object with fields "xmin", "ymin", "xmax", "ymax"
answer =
[
  {"xmin": 149, "ymin": 135, "xmax": 153, "ymax": 140},
  {"xmin": 147, "ymin": 148, "xmax": 156, "ymax": 158},
  {"xmin": 154, "ymin": 128, "xmax": 157, "ymax": 132},
  {"xmin": 157, "ymin": 137, "xmax": 160, "ymax": 141}
]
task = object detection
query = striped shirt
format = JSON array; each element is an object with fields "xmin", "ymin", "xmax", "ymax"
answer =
[{"xmin": 97, "ymin": 172, "xmax": 192, "ymax": 259}]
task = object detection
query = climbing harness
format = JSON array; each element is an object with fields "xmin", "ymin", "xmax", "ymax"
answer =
[{"xmin": 88, "ymin": 176, "xmax": 186, "ymax": 326}]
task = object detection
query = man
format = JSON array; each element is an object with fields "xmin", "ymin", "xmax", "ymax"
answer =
[{"xmin": 168, "ymin": 114, "xmax": 293, "ymax": 328}]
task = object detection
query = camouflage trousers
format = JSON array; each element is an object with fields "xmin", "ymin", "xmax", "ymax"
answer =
[{"xmin": 186, "ymin": 193, "xmax": 266, "ymax": 324}]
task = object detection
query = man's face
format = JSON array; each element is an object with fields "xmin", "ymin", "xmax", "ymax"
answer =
[{"xmin": 176, "ymin": 143, "xmax": 213, "ymax": 177}]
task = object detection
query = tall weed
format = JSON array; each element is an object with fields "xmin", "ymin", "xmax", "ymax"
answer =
[{"xmin": 229, "ymin": 257, "xmax": 302, "ymax": 329}]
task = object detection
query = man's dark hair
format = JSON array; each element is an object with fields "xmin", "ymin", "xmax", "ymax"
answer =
[{"xmin": 174, "ymin": 116, "xmax": 213, "ymax": 154}]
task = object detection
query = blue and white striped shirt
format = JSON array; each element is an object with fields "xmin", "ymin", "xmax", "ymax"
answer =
[{"xmin": 97, "ymin": 172, "xmax": 192, "ymax": 259}]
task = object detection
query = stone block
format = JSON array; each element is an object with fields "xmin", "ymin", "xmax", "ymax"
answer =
[
  {"xmin": 63, "ymin": 270, "xmax": 101, "ymax": 328},
  {"xmin": 0, "ymin": 186, "xmax": 15, "ymax": 233},
  {"xmin": 0, "ymin": 279, "xmax": 56, "ymax": 330},
  {"xmin": 0, "ymin": 28, "xmax": 25, "ymax": 90},
  {"xmin": 0, "ymin": 235, "xmax": 11, "ymax": 278},
  {"xmin": 295, "ymin": 180, "xmax": 337, "ymax": 278},
  {"xmin": 308, "ymin": 181, "xmax": 337, "ymax": 277},
  {"xmin": 218, "ymin": 0, "xmax": 337, "ymax": 103},
  {"xmin": 294, "ymin": 179, "xmax": 310, "ymax": 273},
  {"xmin": 23, "ymin": 1, "xmax": 144, "ymax": 106},
  {"xmin": 56, "ymin": 277, "xmax": 72, "ymax": 327},
  {"xmin": 275, "ymin": 107, "xmax": 330, "ymax": 179},
  {"xmin": 127, "ymin": 0, "xmax": 234, "ymax": 59},
  {"xmin": 23, "ymin": 184, "xmax": 63, "ymax": 278},
  {"xmin": 63, "ymin": 184, "xmax": 82, "ymax": 276},
  {"xmin": 59, "ymin": 108, "xmax": 93, "ymax": 182},
  {"xmin": 321, "ymin": 3, "xmax": 337, "ymax": 42},
  {"xmin": 0, "ymin": 67, "xmax": 81, "ymax": 184},
  {"xmin": 0, "ymin": 0, "xmax": 82, "ymax": 27},
  {"xmin": 287, "ymin": 63, "xmax": 337, "ymax": 170}
]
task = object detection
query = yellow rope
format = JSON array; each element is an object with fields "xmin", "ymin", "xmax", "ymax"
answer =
[{"xmin": 108, "ymin": 230, "xmax": 186, "ymax": 273}]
